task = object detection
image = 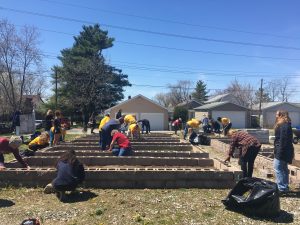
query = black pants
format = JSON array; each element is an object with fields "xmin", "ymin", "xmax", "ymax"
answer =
[
  {"xmin": 29, "ymin": 143, "xmax": 49, "ymax": 151},
  {"xmin": 142, "ymin": 124, "xmax": 151, "ymax": 134},
  {"xmin": 240, "ymin": 146, "xmax": 260, "ymax": 178},
  {"xmin": 101, "ymin": 130, "xmax": 113, "ymax": 150}
]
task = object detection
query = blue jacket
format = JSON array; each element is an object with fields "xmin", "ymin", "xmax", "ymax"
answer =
[{"xmin": 53, "ymin": 160, "xmax": 85, "ymax": 188}]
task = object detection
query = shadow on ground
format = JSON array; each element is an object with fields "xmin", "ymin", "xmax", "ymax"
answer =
[
  {"xmin": 226, "ymin": 208, "xmax": 294, "ymax": 224},
  {"xmin": 0, "ymin": 199, "xmax": 15, "ymax": 207},
  {"xmin": 62, "ymin": 190, "xmax": 98, "ymax": 203},
  {"xmin": 279, "ymin": 191, "xmax": 300, "ymax": 199},
  {"xmin": 248, "ymin": 210, "xmax": 294, "ymax": 224}
]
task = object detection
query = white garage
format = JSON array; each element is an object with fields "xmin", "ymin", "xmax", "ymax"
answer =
[
  {"xmin": 140, "ymin": 113, "xmax": 164, "ymax": 130},
  {"xmin": 194, "ymin": 101, "xmax": 250, "ymax": 129},
  {"xmin": 212, "ymin": 111, "xmax": 246, "ymax": 128}
]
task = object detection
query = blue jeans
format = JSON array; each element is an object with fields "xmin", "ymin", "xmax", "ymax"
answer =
[
  {"xmin": 49, "ymin": 130, "xmax": 54, "ymax": 146},
  {"xmin": 183, "ymin": 125, "xmax": 190, "ymax": 140},
  {"xmin": 274, "ymin": 158, "xmax": 289, "ymax": 192},
  {"xmin": 112, "ymin": 148, "xmax": 132, "ymax": 156}
]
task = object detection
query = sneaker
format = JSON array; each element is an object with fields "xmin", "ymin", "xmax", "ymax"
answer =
[
  {"xmin": 43, "ymin": 183, "xmax": 55, "ymax": 194},
  {"xmin": 56, "ymin": 191, "xmax": 66, "ymax": 201},
  {"xmin": 279, "ymin": 190, "xmax": 289, "ymax": 197}
]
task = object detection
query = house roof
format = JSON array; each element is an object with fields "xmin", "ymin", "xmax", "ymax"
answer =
[
  {"xmin": 205, "ymin": 93, "xmax": 232, "ymax": 103},
  {"xmin": 252, "ymin": 102, "xmax": 300, "ymax": 110},
  {"xmin": 194, "ymin": 101, "xmax": 249, "ymax": 110},
  {"xmin": 105, "ymin": 94, "xmax": 168, "ymax": 112},
  {"xmin": 176, "ymin": 99, "xmax": 202, "ymax": 108}
]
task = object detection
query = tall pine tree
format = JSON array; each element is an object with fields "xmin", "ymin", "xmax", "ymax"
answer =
[
  {"xmin": 53, "ymin": 24, "xmax": 131, "ymax": 122},
  {"xmin": 191, "ymin": 80, "xmax": 208, "ymax": 103}
]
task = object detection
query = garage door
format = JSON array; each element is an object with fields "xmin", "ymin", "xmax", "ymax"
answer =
[
  {"xmin": 140, "ymin": 113, "xmax": 164, "ymax": 131},
  {"xmin": 266, "ymin": 111, "xmax": 300, "ymax": 127},
  {"xmin": 212, "ymin": 111, "xmax": 246, "ymax": 128}
]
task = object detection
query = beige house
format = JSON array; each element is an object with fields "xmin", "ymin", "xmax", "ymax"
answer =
[{"xmin": 105, "ymin": 94, "xmax": 169, "ymax": 130}]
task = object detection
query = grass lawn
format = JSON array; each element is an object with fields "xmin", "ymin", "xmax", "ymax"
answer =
[{"xmin": 0, "ymin": 187, "xmax": 298, "ymax": 225}]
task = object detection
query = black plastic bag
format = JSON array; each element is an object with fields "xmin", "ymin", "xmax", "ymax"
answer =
[{"xmin": 222, "ymin": 177, "xmax": 280, "ymax": 217}]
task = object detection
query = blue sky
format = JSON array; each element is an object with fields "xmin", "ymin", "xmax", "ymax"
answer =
[{"xmin": 1, "ymin": 0, "xmax": 300, "ymax": 101}]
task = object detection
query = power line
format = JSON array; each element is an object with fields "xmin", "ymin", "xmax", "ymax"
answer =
[
  {"xmin": 2, "ymin": 7, "xmax": 300, "ymax": 51},
  {"xmin": 39, "ymin": 52, "xmax": 300, "ymax": 78},
  {"xmin": 37, "ymin": 0, "xmax": 300, "ymax": 40},
  {"xmin": 15, "ymin": 25, "xmax": 300, "ymax": 61}
]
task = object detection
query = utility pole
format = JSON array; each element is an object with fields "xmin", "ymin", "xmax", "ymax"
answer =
[
  {"xmin": 258, "ymin": 78, "xmax": 263, "ymax": 128},
  {"xmin": 55, "ymin": 68, "xmax": 58, "ymax": 110}
]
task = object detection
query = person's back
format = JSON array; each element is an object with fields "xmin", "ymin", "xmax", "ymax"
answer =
[
  {"xmin": 53, "ymin": 159, "xmax": 85, "ymax": 190},
  {"xmin": 99, "ymin": 115, "xmax": 110, "ymax": 131},
  {"xmin": 124, "ymin": 114, "xmax": 136, "ymax": 125}
]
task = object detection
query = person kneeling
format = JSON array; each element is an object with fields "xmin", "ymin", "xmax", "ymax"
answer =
[
  {"xmin": 109, "ymin": 129, "xmax": 133, "ymax": 156},
  {"xmin": 44, "ymin": 149, "xmax": 85, "ymax": 201}
]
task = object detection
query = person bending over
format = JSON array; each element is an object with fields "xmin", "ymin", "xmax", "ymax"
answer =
[
  {"xmin": 108, "ymin": 129, "xmax": 133, "ymax": 156},
  {"xmin": 127, "ymin": 123, "xmax": 141, "ymax": 140},
  {"xmin": 172, "ymin": 118, "xmax": 182, "ymax": 135},
  {"xmin": 217, "ymin": 117, "xmax": 232, "ymax": 136},
  {"xmin": 137, "ymin": 119, "xmax": 151, "ymax": 134},
  {"xmin": 0, "ymin": 136, "xmax": 29, "ymax": 170},
  {"xmin": 225, "ymin": 130, "xmax": 261, "ymax": 178},
  {"xmin": 44, "ymin": 149, "xmax": 85, "ymax": 201},
  {"xmin": 28, "ymin": 132, "xmax": 50, "ymax": 151},
  {"xmin": 183, "ymin": 118, "xmax": 201, "ymax": 140}
]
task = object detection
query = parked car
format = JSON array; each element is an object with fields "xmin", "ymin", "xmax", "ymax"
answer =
[
  {"xmin": 61, "ymin": 117, "xmax": 71, "ymax": 130},
  {"xmin": 0, "ymin": 123, "xmax": 13, "ymax": 134},
  {"xmin": 35, "ymin": 120, "xmax": 44, "ymax": 129}
]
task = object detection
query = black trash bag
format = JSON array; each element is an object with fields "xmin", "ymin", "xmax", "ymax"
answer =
[
  {"xmin": 189, "ymin": 132, "xmax": 211, "ymax": 146},
  {"xmin": 222, "ymin": 177, "xmax": 280, "ymax": 218}
]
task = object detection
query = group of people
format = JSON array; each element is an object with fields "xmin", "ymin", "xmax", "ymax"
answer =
[
  {"xmin": 172, "ymin": 115, "xmax": 232, "ymax": 139},
  {"xmin": 97, "ymin": 110, "xmax": 151, "ymax": 156},
  {"xmin": 45, "ymin": 109, "xmax": 67, "ymax": 146},
  {"xmin": 224, "ymin": 110, "xmax": 294, "ymax": 195}
]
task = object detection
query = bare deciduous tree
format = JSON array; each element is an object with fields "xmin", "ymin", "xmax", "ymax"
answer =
[
  {"xmin": 0, "ymin": 19, "xmax": 42, "ymax": 112},
  {"xmin": 168, "ymin": 80, "xmax": 193, "ymax": 106},
  {"xmin": 265, "ymin": 78, "xmax": 293, "ymax": 102},
  {"xmin": 153, "ymin": 92, "xmax": 173, "ymax": 108},
  {"xmin": 214, "ymin": 79, "xmax": 256, "ymax": 108}
]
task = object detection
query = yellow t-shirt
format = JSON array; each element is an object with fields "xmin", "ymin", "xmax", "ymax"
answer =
[
  {"xmin": 99, "ymin": 116, "xmax": 110, "ymax": 130},
  {"xmin": 29, "ymin": 137, "xmax": 48, "ymax": 146},
  {"xmin": 50, "ymin": 126, "xmax": 66, "ymax": 135},
  {"xmin": 124, "ymin": 115, "xmax": 136, "ymax": 125},
  {"xmin": 128, "ymin": 123, "xmax": 140, "ymax": 133},
  {"xmin": 187, "ymin": 119, "xmax": 200, "ymax": 128}
]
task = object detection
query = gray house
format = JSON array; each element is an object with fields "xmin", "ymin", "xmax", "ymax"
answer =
[
  {"xmin": 252, "ymin": 102, "xmax": 300, "ymax": 128},
  {"xmin": 194, "ymin": 101, "xmax": 250, "ymax": 128}
]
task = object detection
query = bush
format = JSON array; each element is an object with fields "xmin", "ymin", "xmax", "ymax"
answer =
[{"xmin": 173, "ymin": 106, "xmax": 188, "ymax": 122}]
